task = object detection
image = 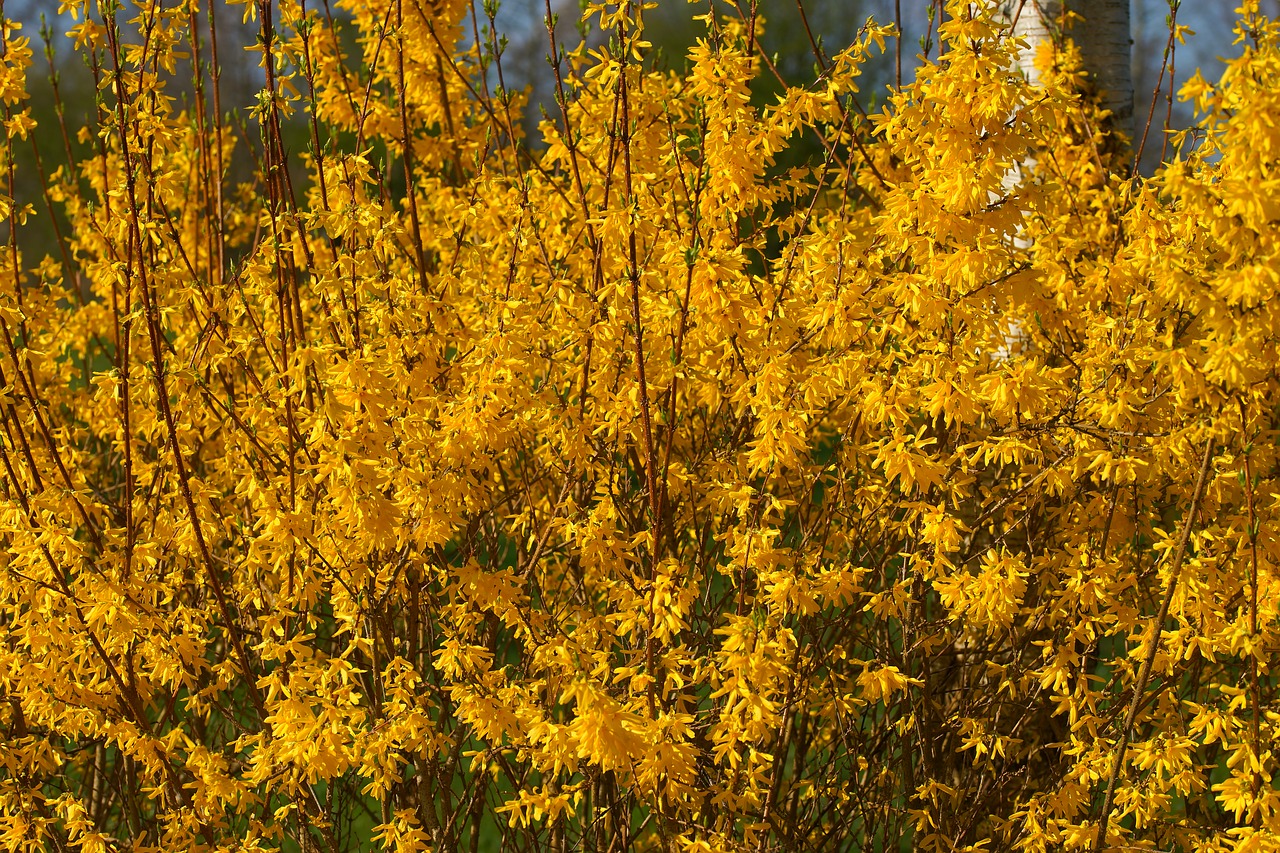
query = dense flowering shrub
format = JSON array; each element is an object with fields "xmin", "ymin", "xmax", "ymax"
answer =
[{"xmin": 2, "ymin": 0, "xmax": 1280, "ymax": 851}]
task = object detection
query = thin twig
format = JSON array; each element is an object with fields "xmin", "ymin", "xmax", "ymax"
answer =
[{"xmin": 1094, "ymin": 434, "xmax": 1216, "ymax": 852}]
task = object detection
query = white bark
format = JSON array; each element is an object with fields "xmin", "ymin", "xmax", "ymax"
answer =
[
  {"xmin": 984, "ymin": 1, "xmax": 1132, "ymax": 362},
  {"xmin": 997, "ymin": 0, "xmax": 1134, "ymax": 135}
]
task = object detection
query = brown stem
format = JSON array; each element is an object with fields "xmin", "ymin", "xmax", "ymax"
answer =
[
  {"xmin": 1239, "ymin": 401, "xmax": 1263, "ymax": 826},
  {"xmin": 1094, "ymin": 435, "xmax": 1215, "ymax": 852}
]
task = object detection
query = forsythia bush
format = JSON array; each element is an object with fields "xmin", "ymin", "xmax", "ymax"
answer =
[{"xmin": 2, "ymin": 0, "xmax": 1280, "ymax": 850}]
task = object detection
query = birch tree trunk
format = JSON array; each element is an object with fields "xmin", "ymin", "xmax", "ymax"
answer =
[{"xmin": 997, "ymin": 0, "xmax": 1134, "ymax": 136}]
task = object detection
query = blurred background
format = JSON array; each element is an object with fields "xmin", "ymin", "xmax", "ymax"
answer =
[
  {"xmin": 2, "ymin": 0, "xmax": 1269, "ymax": 271},
  {"xmin": 484, "ymin": 0, "xmax": 1254, "ymax": 165}
]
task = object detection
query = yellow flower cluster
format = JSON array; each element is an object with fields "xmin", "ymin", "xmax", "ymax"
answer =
[{"xmin": 1, "ymin": 1, "xmax": 1280, "ymax": 851}]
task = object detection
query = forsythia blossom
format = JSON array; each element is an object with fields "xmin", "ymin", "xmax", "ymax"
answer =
[{"xmin": 0, "ymin": 1, "xmax": 1278, "ymax": 852}]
